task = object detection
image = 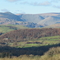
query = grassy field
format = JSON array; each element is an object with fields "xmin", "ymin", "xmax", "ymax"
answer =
[
  {"xmin": 0, "ymin": 35, "xmax": 60, "ymax": 60},
  {"xmin": 0, "ymin": 27, "xmax": 60, "ymax": 60},
  {"xmin": 0, "ymin": 52, "xmax": 60, "ymax": 60},
  {"xmin": 7, "ymin": 35, "xmax": 60, "ymax": 48},
  {"xmin": 0, "ymin": 25, "xmax": 28, "ymax": 33}
]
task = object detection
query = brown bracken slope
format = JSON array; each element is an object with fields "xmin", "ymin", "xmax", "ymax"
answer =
[{"xmin": 0, "ymin": 28, "xmax": 60, "ymax": 42}]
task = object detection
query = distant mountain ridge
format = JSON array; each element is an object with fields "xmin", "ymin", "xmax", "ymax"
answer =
[
  {"xmin": 0, "ymin": 12, "xmax": 60, "ymax": 28},
  {"xmin": 17, "ymin": 13, "xmax": 60, "ymax": 27}
]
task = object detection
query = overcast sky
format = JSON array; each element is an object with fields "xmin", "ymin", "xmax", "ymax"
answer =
[{"xmin": 0, "ymin": 0, "xmax": 60, "ymax": 14}]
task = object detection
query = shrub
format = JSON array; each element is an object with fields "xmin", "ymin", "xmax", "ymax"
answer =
[{"xmin": 44, "ymin": 47, "xmax": 60, "ymax": 57}]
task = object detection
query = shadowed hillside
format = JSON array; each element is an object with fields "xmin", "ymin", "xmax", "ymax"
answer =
[{"xmin": 0, "ymin": 43, "xmax": 60, "ymax": 57}]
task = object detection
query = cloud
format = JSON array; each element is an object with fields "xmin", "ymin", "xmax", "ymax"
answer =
[
  {"xmin": 16, "ymin": 10, "xmax": 26, "ymax": 14},
  {"xmin": 20, "ymin": 1, "xmax": 51, "ymax": 6},
  {"xmin": 51, "ymin": 0, "xmax": 60, "ymax": 3},
  {"xmin": 6, "ymin": 0, "xmax": 20, "ymax": 2},
  {"xmin": 53, "ymin": 5, "xmax": 60, "ymax": 9},
  {"xmin": 20, "ymin": 1, "xmax": 30, "ymax": 5},
  {"xmin": 1, "ymin": 9, "xmax": 9, "ymax": 12},
  {"xmin": 32, "ymin": 1, "xmax": 51, "ymax": 6}
]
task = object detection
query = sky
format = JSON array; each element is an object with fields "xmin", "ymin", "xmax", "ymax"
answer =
[{"xmin": 0, "ymin": 0, "xmax": 60, "ymax": 14}]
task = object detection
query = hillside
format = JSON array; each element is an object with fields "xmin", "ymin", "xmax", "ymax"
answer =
[
  {"xmin": 0, "ymin": 12, "xmax": 60, "ymax": 28},
  {"xmin": 0, "ymin": 25, "xmax": 28, "ymax": 33},
  {"xmin": 0, "ymin": 12, "xmax": 43, "ymax": 28},
  {"xmin": 45, "ymin": 23, "xmax": 60, "ymax": 28},
  {"xmin": 0, "ymin": 28, "xmax": 60, "ymax": 59},
  {"xmin": 17, "ymin": 13, "xmax": 60, "ymax": 26},
  {"xmin": 0, "ymin": 28, "xmax": 60, "ymax": 43},
  {"xmin": 17, "ymin": 14, "xmax": 44, "ymax": 23},
  {"xmin": 0, "ymin": 12, "xmax": 22, "ymax": 24}
]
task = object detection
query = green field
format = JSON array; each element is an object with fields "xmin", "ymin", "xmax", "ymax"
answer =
[
  {"xmin": 0, "ymin": 27, "xmax": 60, "ymax": 60},
  {"xmin": 0, "ymin": 34, "xmax": 60, "ymax": 60},
  {"xmin": 0, "ymin": 25, "xmax": 28, "ymax": 33},
  {"xmin": 7, "ymin": 35, "xmax": 60, "ymax": 48}
]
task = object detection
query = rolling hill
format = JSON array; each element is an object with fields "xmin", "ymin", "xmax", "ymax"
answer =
[
  {"xmin": 45, "ymin": 23, "xmax": 60, "ymax": 28},
  {"xmin": 0, "ymin": 28, "xmax": 60, "ymax": 42},
  {"xmin": 17, "ymin": 13, "xmax": 60, "ymax": 26},
  {"xmin": 0, "ymin": 12, "xmax": 22, "ymax": 24},
  {"xmin": 0, "ymin": 12, "xmax": 60, "ymax": 28},
  {"xmin": 0, "ymin": 12, "xmax": 43, "ymax": 28},
  {"xmin": 0, "ymin": 25, "xmax": 28, "ymax": 33}
]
